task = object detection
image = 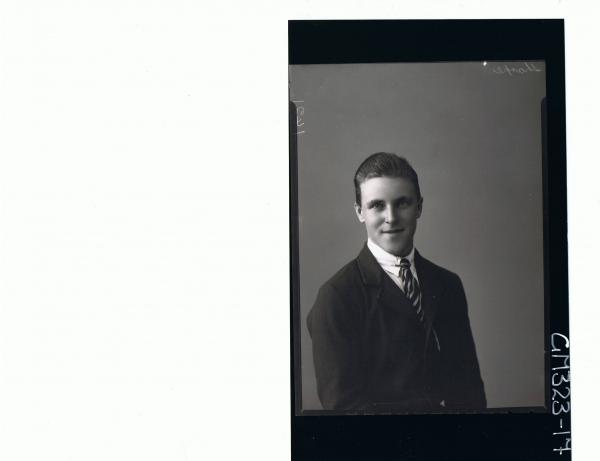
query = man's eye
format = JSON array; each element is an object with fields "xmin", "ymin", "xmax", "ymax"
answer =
[{"xmin": 372, "ymin": 202, "xmax": 385, "ymax": 210}]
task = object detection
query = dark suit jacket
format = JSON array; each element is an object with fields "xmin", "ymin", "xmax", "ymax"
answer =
[{"xmin": 307, "ymin": 244, "xmax": 486, "ymax": 413}]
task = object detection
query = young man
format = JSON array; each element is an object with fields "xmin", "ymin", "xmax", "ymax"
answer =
[{"xmin": 307, "ymin": 152, "xmax": 486, "ymax": 413}]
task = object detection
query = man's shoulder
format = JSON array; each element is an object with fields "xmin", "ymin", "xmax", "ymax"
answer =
[
  {"xmin": 308, "ymin": 255, "xmax": 367, "ymax": 326},
  {"xmin": 416, "ymin": 252, "xmax": 463, "ymax": 286},
  {"xmin": 319, "ymin": 256, "xmax": 364, "ymax": 294}
]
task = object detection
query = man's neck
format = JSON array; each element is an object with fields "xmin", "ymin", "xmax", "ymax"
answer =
[{"xmin": 367, "ymin": 239, "xmax": 415, "ymax": 265}]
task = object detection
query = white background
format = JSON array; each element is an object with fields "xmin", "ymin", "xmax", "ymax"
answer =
[{"xmin": 0, "ymin": 1, "xmax": 597, "ymax": 460}]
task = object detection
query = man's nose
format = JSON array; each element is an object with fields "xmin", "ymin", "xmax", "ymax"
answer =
[{"xmin": 384, "ymin": 205, "xmax": 398, "ymax": 224}]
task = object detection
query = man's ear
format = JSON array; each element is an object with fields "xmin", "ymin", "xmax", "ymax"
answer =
[
  {"xmin": 416, "ymin": 197, "xmax": 424, "ymax": 219},
  {"xmin": 354, "ymin": 203, "xmax": 365, "ymax": 223}
]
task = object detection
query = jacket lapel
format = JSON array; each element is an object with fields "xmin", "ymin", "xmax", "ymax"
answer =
[
  {"xmin": 414, "ymin": 250, "xmax": 441, "ymax": 349},
  {"xmin": 379, "ymin": 274, "xmax": 424, "ymax": 323},
  {"xmin": 356, "ymin": 244, "xmax": 423, "ymax": 324},
  {"xmin": 357, "ymin": 244, "xmax": 442, "ymax": 349}
]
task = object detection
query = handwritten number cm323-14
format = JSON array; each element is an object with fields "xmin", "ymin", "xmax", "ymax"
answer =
[{"xmin": 551, "ymin": 333, "xmax": 570, "ymax": 416}]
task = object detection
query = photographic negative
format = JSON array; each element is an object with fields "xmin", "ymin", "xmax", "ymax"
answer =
[
  {"xmin": 289, "ymin": 19, "xmax": 569, "ymax": 460},
  {"xmin": 291, "ymin": 60, "xmax": 546, "ymax": 414}
]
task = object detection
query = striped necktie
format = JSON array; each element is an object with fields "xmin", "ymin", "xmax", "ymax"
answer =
[{"xmin": 399, "ymin": 258, "xmax": 424, "ymax": 322}]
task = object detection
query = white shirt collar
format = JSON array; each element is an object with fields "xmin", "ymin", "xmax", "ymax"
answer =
[{"xmin": 367, "ymin": 238, "xmax": 418, "ymax": 279}]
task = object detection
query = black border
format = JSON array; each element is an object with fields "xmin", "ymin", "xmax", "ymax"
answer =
[{"xmin": 289, "ymin": 20, "xmax": 568, "ymax": 460}]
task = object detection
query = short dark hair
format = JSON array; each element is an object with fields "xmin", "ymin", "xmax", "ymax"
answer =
[{"xmin": 354, "ymin": 152, "xmax": 421, "ymax": 205}]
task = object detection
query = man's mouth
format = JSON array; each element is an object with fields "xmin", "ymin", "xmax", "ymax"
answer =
[{"xmin": 382, "ymin": 229, "xmax": 404, "ymax": 234}]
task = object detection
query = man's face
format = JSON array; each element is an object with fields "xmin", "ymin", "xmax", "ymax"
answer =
[{"xmin": 354, "ymin": 176, "xmax": 423, "ymax": 257}]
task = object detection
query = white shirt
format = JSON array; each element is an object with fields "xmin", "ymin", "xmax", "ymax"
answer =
[{"xmin": 367, "ymin": 239, "xmax": 419, "ymax": 293}]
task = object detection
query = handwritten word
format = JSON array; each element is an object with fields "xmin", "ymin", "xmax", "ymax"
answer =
[
  {"xmin": 551, "ymin": 332, "xmax": 571, "ymax": 456},
  {"xmin": 292, "ymin": 100, "xmax": 306, "ymax": 135},
  {"xmin": 491, "ymin": 62, "xmax": 543, "ymax": 76}
]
